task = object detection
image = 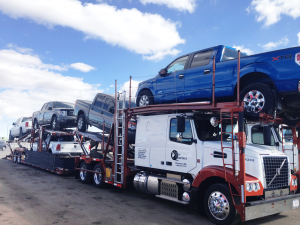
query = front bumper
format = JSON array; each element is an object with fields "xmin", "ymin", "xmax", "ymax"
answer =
[
  {"xmin": 58, "ymin": 116, "xmax": 77, "ymax": 127},
  {"xmin": 245, "ymin": 193, "xmax": 300, "ymax": 221}
]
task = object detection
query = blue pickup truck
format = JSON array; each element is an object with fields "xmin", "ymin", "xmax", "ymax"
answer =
[{"xmin": 136, "ymin": 45, "xmax": 300, "ymax": 123}]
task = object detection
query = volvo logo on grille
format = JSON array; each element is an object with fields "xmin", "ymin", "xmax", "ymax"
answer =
[{"xmin": 268, "ymin": 158, "xmax": 286, "ymax": 187}]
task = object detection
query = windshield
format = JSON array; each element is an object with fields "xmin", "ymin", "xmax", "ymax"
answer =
[
  {"xmin": 21, "ymin": 117, "xmax": 32, "ymax": 122},
  {"xmin": 194, "ymin": 115, "xmax": 237, "ymax": 142},
  {"xmin": 221, "ymin": 46, "xmax": 248, "ymax": 62},
  {"xmin": 53, "ymin": 102, "xmax": 74, "ymax": 109}
]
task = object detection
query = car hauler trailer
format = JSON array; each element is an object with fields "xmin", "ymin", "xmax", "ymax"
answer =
[
  {"xmin": 6, "ymin": 127, "xmax": 86, "ymax": 175},
  {"xmin": 74, "ymin": 54, "xmax": 300, "ymax": 224}
]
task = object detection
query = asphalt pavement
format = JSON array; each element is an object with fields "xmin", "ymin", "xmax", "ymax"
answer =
[{"xmin": 1, "ymin": 147, "xmax": 300, "ymax": 225}]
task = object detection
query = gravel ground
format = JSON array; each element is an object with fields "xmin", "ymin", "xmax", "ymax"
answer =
[{"xmin": 1, "ymin": 147, "xmax": 300, "ymax": 225}]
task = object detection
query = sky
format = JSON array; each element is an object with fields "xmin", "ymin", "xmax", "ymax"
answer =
[{"xmin": 0, "ymin": 0, "xmax": 299, "ymax": 138}]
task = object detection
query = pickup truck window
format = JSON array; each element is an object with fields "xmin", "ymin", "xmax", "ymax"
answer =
[
  {"xmin": 221, "ymin": 47, "xmax": 247, "ymax": 61},
  {"xmin": 103, "ymin": 98, "xmax": 115, "ymax": 114},
  {"xmin": 95, "ymin": 95, "xmax": 105, "ymax": 107},
  {"xmin": 47, "ymin": 102, "xmax": 52, "ymax": 110},
  {"xmin": 41, "ymin": 103, "xmax": 48, "ymax": 111},
  {"xmin": 190, "ymin": 49, "xmax": 212, "ymax": 69},
  {"xmin": 51, "ymin": 135, "xmax": 75, "ymax": 142},
  {"xmin": 167, "ymin": 56, "xmax": 189, "ymax": 73},
  {"xmin": 21, "ymin": 117, "xmax": 32, "ymax": 122},
  {"xmin": 169, "ymin": 118, "xmax": 193, "ymax": 144},
  {"xmin": 53, "ymin": 102, "xmax": 74, "ymax": 109}
]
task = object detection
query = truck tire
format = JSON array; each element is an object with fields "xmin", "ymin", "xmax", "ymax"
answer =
[
  {"xmin": 204, "ymin": 183, "xmax": 239, "ymax": 225},
  {"xmin": 93, "ymin": 164, "xmax": 105, "ymax": 188},
  {"xmin": 51, "ymin": 116, "xmax": 60, "ymax": 131},
  {"xmin": 282, "ymin": 112, "xmax": 299, "ymax": 126},
  {"xmin": 17, "ymin": 154, "xmax": 22, "ymax": 164},
  {"xmin": 19, "ymin": 128, "xmax": 23, "ymax": 138},
  {"xmin": 240, "ymin": 83, "xmax": 274, "ymax": 118},
  {"xmin": 136, "ymin": 90, "xmax": 154, "ymax": 107},
  {"xmin": 79, "ymin": 161, "xmax": 92, "ymax": 183},
  {"xmin": 77, "ymin": 114, "xmax": 86, "ymax": 132},
  {"xmin": 13, "ymin": 152, "xmax": 17, "ymax": 163}
]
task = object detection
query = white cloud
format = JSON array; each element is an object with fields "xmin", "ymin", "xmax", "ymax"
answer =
[
  {"xmin": 250, "ymin": 0, "xmax": 300, "ymax": 26},
  {"xmin": 259, "ymin": 37, "xmax": 289, "ymax": 50},
  {"xmin": 233, "ymin": 45, "xmax": 254, "ymax": 55},
  {"xmin": 298, "ymin": 32, "xmax": 300, "ymax": 46},
  {"xmin": 140, "ymin": 0, "xmax": 196, "ymax": 13},
  {"xmin": 119, "ymin": 80, "xmax": 140, "ymax": 100},
  {"xmin": 109, "ymin": 84, "xmax": 114, "ymax": 88},
  {"xmin": 0, "ymin": 47, "xmax": 103, "ymax": 119},
  {"xmin": 70, "ymin": 62, "xmax": 96, "ymax": 72},
  {"xmin": 0, "ymin": 0, "xmax": 185, "ymax": 61}
]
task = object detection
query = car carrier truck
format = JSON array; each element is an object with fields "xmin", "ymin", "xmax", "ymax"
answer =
[{"xmin": 73, "ymin": 76, "xmax": 300, "ymax": 225}]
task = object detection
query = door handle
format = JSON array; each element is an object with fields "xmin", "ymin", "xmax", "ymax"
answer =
[
  {"xmin": 204, "ymin": 69, "xmax": 211, "ymax": 75},
  {"xmin": 179, "ymin": 74, "xmax": 184, "ymax": 79},
  {"xmin": 212, "ymin": 151, "xmax": 227, "ymax": 158}
]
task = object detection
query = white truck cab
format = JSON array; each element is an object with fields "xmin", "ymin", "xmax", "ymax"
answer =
[{"xmin": 133, "ymin": 113, "xmax": 299, "ymax": 224}]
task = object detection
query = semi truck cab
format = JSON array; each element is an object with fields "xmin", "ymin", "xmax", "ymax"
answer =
[{"xmin": 134, "ymin": 113, "xmax": 299, "ymax": 224}]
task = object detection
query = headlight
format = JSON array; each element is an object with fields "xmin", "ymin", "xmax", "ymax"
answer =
[
  {"xmin": 246, "ymin": 182, "xmax": 260, "ymax": 192},
  {"xmin": 59, "ymin": 111, "xmax": 67, "ymax": 116}
]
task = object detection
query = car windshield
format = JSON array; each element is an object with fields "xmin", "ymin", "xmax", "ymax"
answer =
[
  {"xmin": 221, "ymin": 46, "xmax": 248, "ymax": 62},
  {"xmin": 21, "ymin": 117, "xmax": 32, "ymax": 122},
  {"xmin": 194, "ymin": 115, "xmax": 237, "ymax": 142},
  {"xmin": 53, "ymin": 102, "xmax": 74, "ymax": 109}
]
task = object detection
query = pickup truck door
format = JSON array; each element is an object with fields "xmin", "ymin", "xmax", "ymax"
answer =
[
  {"xmin": 99, "ymin": 97, "xmax": 115, "ymax": 132},
  {"xmin": 155, "ymin": 55, "xmax": 189, "ymax": 104},
  {"xmin": 90, "ymin": 94, "xmax": 105, "ymax": 126},
  {"xmin": 38, "ymin": 103, "xmax": 47, "ymax": 125},
  {"xmin": 184, "ymin": 49, "xmax": 213, "ymax": 102},
  {"xmin": 44, "ymin": 102, "xmax": 53, "ymax": 125},
  {"xmin": 165, "ymin": 117, "xmax": 197, "ymax": 173},
  {"xmin": 11, "ymin": 118, "xmax": 21, "ymax": 136}
]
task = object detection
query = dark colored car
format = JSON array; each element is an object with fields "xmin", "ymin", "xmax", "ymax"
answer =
[
  {"xmin": 32, "ymin": 101, "xmax": 76, "ymax": 130},
  {"xmin": 136, "ymin": 45, "xmax": 300, "ymax": 124},
  {"xmin": 74, "ymin": 93, "xmax": 136, "ymax": 143},
  {"xmin": 0, "ymin": 140, "xmax": 6, "ymax": 151}
]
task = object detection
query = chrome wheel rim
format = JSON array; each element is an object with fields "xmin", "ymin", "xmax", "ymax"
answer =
[
  {"xmin": 208, "ymin": 191, "xmax": 230, "ymax": 221},
  {"xmin": 78, "ymin": 117, "xmax": 83, "ymax": 129},
  {"xmin": 139, "ymin": 95, "xmax": 149, "ymax": 106},
  {"xmin": 80, "ymin": 165, "xmax": 87, "ymax": 181},
  {"xmin": 243, "ymin": 90, "xmax": 265, "ymax": 113},
  {"xmin": 18, "ymin": 156, "xmax": 21, "ymax": 163},
  {"xmin": 94, "ymin": 168, "xmax": 102, "ymax": 185}
]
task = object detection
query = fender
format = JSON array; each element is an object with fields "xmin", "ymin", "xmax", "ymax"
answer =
[
  {"xmin": 135, "ymin": 77, "xmax": 156, "ymax": 98},
  {"xmin": 192, "ymin": 165, "xmax": 263, "ymax": 196},
  {"xmin": 239, "ymin": 62, "xmax": 279, "ymax": 82}
]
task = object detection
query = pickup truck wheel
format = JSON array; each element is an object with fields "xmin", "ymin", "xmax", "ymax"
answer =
[
  {"xmin": 240, "ymin": 83, "xmax": 274, "ymax": 117},
  {"xmin": 93, "ymin": 164, "xmax": 105, "ymax": 188},
  {"xmin": 51, "ymin": 116, "xmax": 60, "ymax": 131},
  {"xmin": 79, "ymin": 161, "xmax": 92, "ymax": 183},
  {"xmin": 282, "ymin": 112, "xmax": 299, "ymax": 126},
  {"xmin": 77, "ymin": 114, "xmax": 86, "ymax": 132},
  {"xmin": 13, "ymin": 152, "xmax": 17, "ymax": 163},
  {"xmin": 204, "ymin": 183, "xmax": 239, "ymax": 225},
  {"xmin": 136, "ymin": 90, "xmax": 154, "ymax": 107},
  {"xmin": 19, "ymin": 128, "xmax": 23, "ymax": 138}
]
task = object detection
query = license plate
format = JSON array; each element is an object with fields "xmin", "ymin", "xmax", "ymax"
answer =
[{"xmin": 293, "ymin": 199, "xmax": 299, "ymax": 208}]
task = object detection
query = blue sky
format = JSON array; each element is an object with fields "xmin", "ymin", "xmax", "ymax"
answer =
[{"xmin": 0, "ymin": 0, "xmax": 299, "ymax": 137}]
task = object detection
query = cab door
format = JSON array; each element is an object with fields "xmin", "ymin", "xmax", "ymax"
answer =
[
  {"xmin": 89, "ymin": 94, "xmax": 105, "ymax": 126},
  {"xmin": 165, "ymin": 117, "xmax": 197, "ymax": 173}
]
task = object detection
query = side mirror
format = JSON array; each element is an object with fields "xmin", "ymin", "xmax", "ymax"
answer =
[
  {"xmin": 176, "ymin": 133, "xmax": 183, "ymax": 142},
  {"xmin": 12, "ymin": 122, "xmax": 16, "ymax": 125},
  {"xmin": 177, "ymin": 116, "xmax": 185, "ymax": 133},
  {"xmin": 159, "ymin": 68, "xmax": 168, "ymax": 76},
  {"xmin": 48, "ymin": 107, "xmax": 52, "ymax": 110}
]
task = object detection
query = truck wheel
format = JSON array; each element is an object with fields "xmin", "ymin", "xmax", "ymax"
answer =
[
  {"xmin": 240, "ymin": 83, "xmax": 274, "ymax": 117},
  {"xmin": 51, "ymin": 116, "xmax": 60, "ymax": 131},
  {"xmin": 93, "ymin": 164, "xmax": 105, "ymax": 188},
  {"xmin": 19, "ymin": 128, "xmax": 23, "ymax": 138},
  {"xmin": 79, "ymin": 161, "xmax": 92, "ymax": 183},
  {"xmin": 282, "ymin": 112, "xmax": 299, "ymax": 126},
  {"xmin": 136, "ymin": 90, "xmax": 154, "ymax": 107},
  {"xmin": 77, "ymin": 114, "xmax": 86, "ymax": 132},
  {"xmin": 204, "ymin": 183, "xmax": 239, "ymax": 225}
]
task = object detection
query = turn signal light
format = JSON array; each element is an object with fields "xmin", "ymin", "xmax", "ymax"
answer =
[
  {"xmin": 56, "ymin": 144, "xmax": 61, "ymax": 151},
  {"xmin": 25, "ymin": 122, "xmax": 29, "ymax": 127}
]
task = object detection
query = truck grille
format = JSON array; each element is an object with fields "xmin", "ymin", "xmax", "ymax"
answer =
[{"xmin": 263, "ymin": 157, "xmax": 289, "ymax": 189}]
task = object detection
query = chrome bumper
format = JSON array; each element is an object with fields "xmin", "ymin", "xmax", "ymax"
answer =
[{"xmin": 245, "ymin": 193, "xmax": 300, "ymax": 221}]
